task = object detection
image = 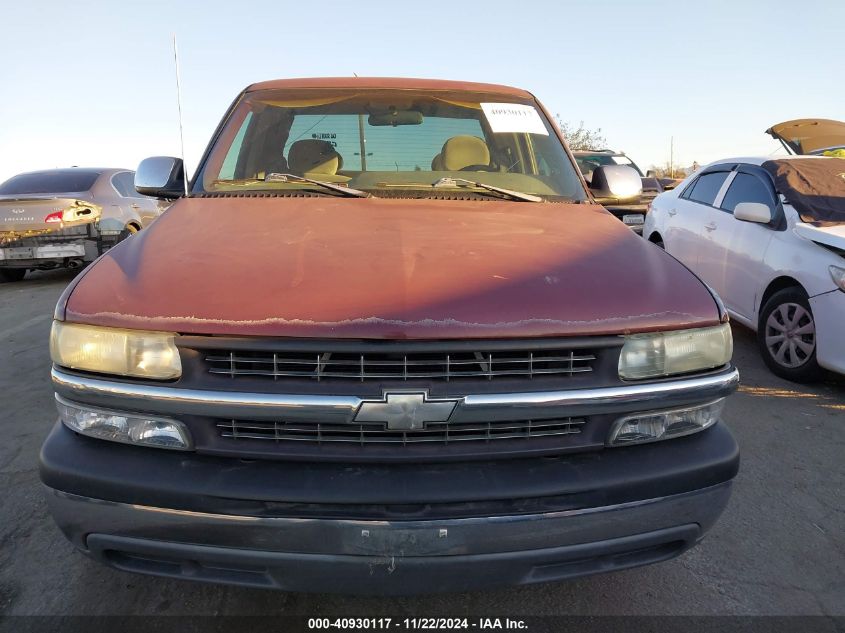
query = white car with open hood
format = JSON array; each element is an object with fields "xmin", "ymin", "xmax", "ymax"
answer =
[{"xmin": 644, "ymin": 152, "xmax": 845, "ymax": 381}]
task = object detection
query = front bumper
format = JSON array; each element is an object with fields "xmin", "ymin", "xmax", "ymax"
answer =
[
  {"xmin": 46, "ymin": 482, "xmax": 730, "ymax": 594},
  {"xmin": 40, "ymin": 412, "xmax": 739, "ymax": 593},
  {"xmin": 810, "ymin": 289, "xmax": 845, "ymax": 375}
]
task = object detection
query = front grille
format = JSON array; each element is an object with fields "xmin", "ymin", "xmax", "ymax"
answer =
[
  {"xmin": 217, "ymin": 416, "xmax": 585, "ymax": 445},
  {"xmin": 205, "ymin": 348, "xmax": 596, "ymax": 382}
]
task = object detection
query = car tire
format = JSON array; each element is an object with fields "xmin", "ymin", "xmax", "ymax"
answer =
[
  {"xmin": 757, "ymin": 287, "xmax": 822, "ymax": 383},
  {"xmin": 0, "ymin": 268, "xmax": 26, "ymax": 282}
]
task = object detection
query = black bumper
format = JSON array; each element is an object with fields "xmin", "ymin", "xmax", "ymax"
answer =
[
  {"xmin": 40, "ymin": 421, "xmax": 738, "ymax": 516},
  {"xmin": 40, "ymin": 421, "xmax": 738, "ymax": 593}
]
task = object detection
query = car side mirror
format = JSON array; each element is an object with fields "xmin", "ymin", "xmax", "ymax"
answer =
[
  {"xmin": 135, "ymin": 157, "xmax": 186, "ymax": 199},
  {"xmin": 589, "ymin": 165, "xmax": 643, "ymax": 203},
  {"xmin": 659, "ymin": 178, "xmax": 678, "ymax": 190},
  {"xmin": 734, "ymin": 202, "xmax": 772, "ymax": 224}
]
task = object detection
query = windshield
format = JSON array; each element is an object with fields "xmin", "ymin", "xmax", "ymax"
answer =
[
  {"xmin": 0, "ymin": 171, "xmax": 99, "ymax": 195},
  {"xmin": 195, "ymin": 88, "xmax": 586, "ymax": 202},
  {"xmin": 575, "ymin": 154, "xmax": 644, "ymax": 180}
]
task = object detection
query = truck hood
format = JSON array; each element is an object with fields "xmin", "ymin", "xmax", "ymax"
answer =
[
  {"xmin": 63, "ymin": 197, "xmax": 720, "ymax": 339},
  {"xmin": 794, "ymin": 222, "xmax": 845, "ymax": 251},
  {"xmin": 767, "ymin": 119, "xmax": 845, "ymax": 155}
]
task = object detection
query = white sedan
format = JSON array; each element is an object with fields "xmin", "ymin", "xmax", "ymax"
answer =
[{"xmin": 644, "ymin": 155, "xmax": 845, "ymax": 382}]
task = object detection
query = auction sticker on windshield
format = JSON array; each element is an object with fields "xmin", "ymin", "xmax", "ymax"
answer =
[{"xmin": 481, "ymin": 103, "xmax": 548, "ymax": 135}]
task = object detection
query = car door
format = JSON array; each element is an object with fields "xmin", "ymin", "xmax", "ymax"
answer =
[
  {"xmin": 126, "ymin": 171, "xmax": 166, "ymax": 227},
  {"xmin": 708, "ymin": 166, "xmax": 780, "ymax": 322},
  {"xmin": 112, "ymin": 171, "xmax": 158, "ymax": 227},
  {"xmin": 664, "ymin": 168, "xmax": 733, "ymax": 273}
]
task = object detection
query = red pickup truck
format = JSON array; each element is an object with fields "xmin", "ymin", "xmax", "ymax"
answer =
[{"xmin": 40, "ymin": 77, "xmax": 739, "ymax": 594}]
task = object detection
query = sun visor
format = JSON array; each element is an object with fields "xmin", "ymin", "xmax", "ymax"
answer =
[{"xmin": 256, "ymin": 96, "xmax": 359, "ymax": 108}]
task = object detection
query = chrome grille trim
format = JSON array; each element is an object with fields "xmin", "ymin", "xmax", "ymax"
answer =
[
  {"xmin": 51, "ymin": 367, "xmax": 740, "ymax": 424},
  {"xmin": 217, "ymin": 417, "xmax": 586, "ymax": 446},
  {"xmin": 205, "ymin": 349, "xmax": 596, "ymax": 382}
]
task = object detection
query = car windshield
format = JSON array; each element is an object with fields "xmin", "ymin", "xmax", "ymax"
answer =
[
  {"xmin": 575, "ymin": 154, "xmax": 644, "ymax": 178},
  {"xmin": 0, "ymin": 171, "xmax": 99, "ymax": 195},
  {"xmin": 195, "ymin": 88, "xmax": 587, "ymax": 202}
]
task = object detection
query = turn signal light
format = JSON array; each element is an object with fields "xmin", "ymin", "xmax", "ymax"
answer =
[
  {"xmin": 56, "ymin": 396, "xmax": 193, "ymax": 450},
  {"xmin": 45, "ymin": 211, "xmax": 63, "ymax": 223}
]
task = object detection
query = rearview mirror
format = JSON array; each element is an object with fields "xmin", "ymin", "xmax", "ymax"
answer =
[
  {"xmin": 659, "ymin": 178, "xmax": 679, "ymax": 190},
  {"xmin": 734, "ymin": 202, "xmax": 773, "ymax": 224},
  {"xmin": 368, "ymin": 110, "xmax": 424, "ymax": 126},
  {"xmin": 589, "ymin": 165, "xmax": 643, "ymax": 202},
  {"xmin": 135, "ymin": 156, "xmax": 186, "ymax": 199}
]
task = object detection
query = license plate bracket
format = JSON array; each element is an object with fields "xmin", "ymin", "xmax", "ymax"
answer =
[{"xmin": 3, "ymin": 247, "xmax": 35, "ymax": 259}]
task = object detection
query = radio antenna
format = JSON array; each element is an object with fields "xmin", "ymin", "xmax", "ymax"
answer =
[{"xmin": 172, "ymin": 34, "xmax": 189, "ymax": 197}]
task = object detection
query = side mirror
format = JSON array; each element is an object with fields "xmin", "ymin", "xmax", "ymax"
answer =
[
  {"xmin": 659, "ymin": 178, "xmax": 678, "ymax": 190},
  {"xmin": 734, "ymin": 202, "xmax": 773, "ymax": 224},
  {"xmin": 135, "ymin": 157, "xmax": 186, "ymax": 199},
  {"xmin": 589, "ymin": 165, "xmax": 642, "ymax": 203}
]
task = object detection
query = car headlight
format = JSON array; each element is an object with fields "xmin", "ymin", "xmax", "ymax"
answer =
[
  {"xmin": 50, "ymin": 321, "xmax": 181, "ymax": 380},
  {"xmin": 618, "ymin": 323, "xmax": 732, "ymax": 380},
  {"xmin": 830, "ymin": 265, "xmax": 845, "ymax": 292}
]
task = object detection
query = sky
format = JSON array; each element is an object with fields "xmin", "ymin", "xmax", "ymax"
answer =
[{"xmin": 1, "ymin": 0, "xmax": 842, "ymax": 183}]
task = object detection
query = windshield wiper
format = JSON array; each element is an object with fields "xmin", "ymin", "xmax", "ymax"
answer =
[
  {"xmin": 431, "ymin": 177, "xmax": 543, "ymax": 203},
  {"xmin": 264, "ymin": 173, "xmax": 370, "ymax": 198}
]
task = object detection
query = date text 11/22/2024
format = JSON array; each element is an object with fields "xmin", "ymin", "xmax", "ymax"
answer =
[{"xmin": 307, "ymin": 618, "xmax": 528, "ymax": 630}]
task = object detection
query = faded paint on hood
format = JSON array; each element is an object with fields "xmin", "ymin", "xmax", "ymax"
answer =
[
  {"xmin": 767, "ymin": 119, "xmax": 845, "ymax": 155},
  {"xmin": 62, "ymin": 197, "xmax": 719, "ymax": 339}
]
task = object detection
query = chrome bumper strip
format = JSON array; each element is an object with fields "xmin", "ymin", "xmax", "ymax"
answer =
[{"xmin": 52, "ymin": 366, "xmax": 739, "ymax": 423}]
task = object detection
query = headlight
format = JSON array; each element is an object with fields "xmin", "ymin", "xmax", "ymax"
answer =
[
  {"xmin": 830, "ymin": 265, "xmax": 845, "ymax": 292},
  {"xmin": 50, "ymin": 321, "xmax": 181, "ymax": 380},
  {"xmin": 608, "ymin": 399, "xmax": 725, "ymax": 446},
  {"xmin": 56, "ymin": 396, "xmax": 192, "ymax": 450},
  {"xmin": 618, "ymin": 323, "xmax": 732, "ymax": 380}
]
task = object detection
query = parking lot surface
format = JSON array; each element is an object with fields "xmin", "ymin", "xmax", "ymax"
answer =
[{"xmin": 1, "ymin": 270, "xmax": 843, "ymax": 617}]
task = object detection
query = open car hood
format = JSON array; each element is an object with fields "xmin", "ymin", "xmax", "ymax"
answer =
[
  {"xmin": 766, "ymin": 119, "xmax": 845, "ymax": 155},
  {"xmin": 794, "ymin": 223, "xmax": 845, "ymax": 252}
]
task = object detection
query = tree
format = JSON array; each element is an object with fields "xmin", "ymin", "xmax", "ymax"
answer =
[
  {"xmin": 556, "ymin": 116, "xmax": 607, "ymax": 151},
  {"xmin": 647, "ymin": 163, "xmax": 688, "ymax": 179}
]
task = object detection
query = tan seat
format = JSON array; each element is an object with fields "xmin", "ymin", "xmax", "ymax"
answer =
[
  {"xmin": 439, "ymin": 136, "xmax": 491, "ymax": 171},
  {"xmin": 287, "ymin": 140, "xmax": 349, "ymax": 182}
]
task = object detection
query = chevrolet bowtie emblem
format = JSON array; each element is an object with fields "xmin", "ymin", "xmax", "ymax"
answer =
[{"xmin": 354, "ymin": 391, "xmax": 458, "ymax": 431}]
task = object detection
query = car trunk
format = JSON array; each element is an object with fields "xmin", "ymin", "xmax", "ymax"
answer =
[
  {"xmin": 0, "ymin": 196, "xmax": 102, "ymax": 235},
  {"xmin": 766, "ymin": 119, "xmax": 845, "ymax": 155}
]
